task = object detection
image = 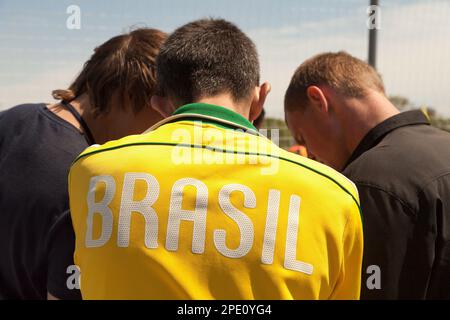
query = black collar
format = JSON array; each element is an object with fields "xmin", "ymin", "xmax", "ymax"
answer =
[
  {"xmin": 61, "ymin": 100, "xmax": 96, "ymax": 145},
  {"xmin": 344, "ymin": 110, "xmax": 430, "ymax": 169}
]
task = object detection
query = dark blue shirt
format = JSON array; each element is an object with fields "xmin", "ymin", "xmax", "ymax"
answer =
[{"xmin": 0, "ymin": 103, "xmax": 87, "ymax": 299}]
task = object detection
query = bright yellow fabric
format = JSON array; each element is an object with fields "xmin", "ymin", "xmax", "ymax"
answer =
[{"xmin": 69, "ymin": 120, "xmax": 363, "ymax": 300}]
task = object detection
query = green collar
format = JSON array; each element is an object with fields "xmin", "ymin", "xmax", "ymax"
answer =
[{"xmin": 173, "ymin": 103, "xmax": 257, "ymax": 131}]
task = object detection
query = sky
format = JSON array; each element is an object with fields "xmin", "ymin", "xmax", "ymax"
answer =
[{"xmin": 0, "ymin": 0, "xmax": 449, "ymax": 119}]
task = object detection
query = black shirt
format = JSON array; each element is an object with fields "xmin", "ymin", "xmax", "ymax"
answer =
[
  {"xmin": 0, "ymin": 103, "xmax": 87, "ymax": 299},
  {"xmin": 343, "ymin": 110, "xmax": 450, "ymax": 299}
]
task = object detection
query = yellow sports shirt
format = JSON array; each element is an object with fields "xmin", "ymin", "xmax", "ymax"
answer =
[{"xmin": 69, "ymin": 103, "xmax": 363, "ymax": 299}]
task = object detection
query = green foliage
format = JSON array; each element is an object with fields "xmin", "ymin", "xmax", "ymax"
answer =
[
  {"xmin": 389, "ymin": 95, "xmax": 412, "ymax": 111},
  {"xmin": 389, "ymin": 96, "xmax": 450, "ymax": 132},
  {"xmin": 428, "ymin": 112, "xmax": 450, "ymax": 132},
  {"xmin": 260, "ymin": 117, "xmax": 294, "ymax": 150}
]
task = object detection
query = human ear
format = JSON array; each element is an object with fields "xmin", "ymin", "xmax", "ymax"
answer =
[
  {"xmin": 249, "ymin": 82, "xmax": 271, "ymax": 122},
  {"xmin": 306, "ymin": 86, "xmax": 329, "ymax": 114}
]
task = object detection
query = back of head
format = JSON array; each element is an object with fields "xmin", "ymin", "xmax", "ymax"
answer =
[
  {"xmin": 285, "ymin": 51, "xmax": 385, "ymax": 111},
  {"xmin": 53, "ymin": 28, "xmax": 167, "ymax": 116},
  {"xmin": 156, "ymin": 18, "xmax": 260, "ymax": 106}
]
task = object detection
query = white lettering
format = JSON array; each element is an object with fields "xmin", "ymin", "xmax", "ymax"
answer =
[
  {"xmin": 214, "ymin": 184, "xmax": 256, "ymax": 258},
  {"xmin": 284, "ymin": 195, "xmax": 313, "ymax": 274},
  {"xmin": 86, "ymin": 175, "xmax": 115, "ymax": 247},
  {"xmin": 117, "ymin": 173, "xmax": 159, "ymax": 248},
  {"xmin": 166, "ymin": 178, "xmax": 208, "ymax": 254},
  {"xmin": 261, "ymin": 190, "xmax": 281, "ymax": 264}
]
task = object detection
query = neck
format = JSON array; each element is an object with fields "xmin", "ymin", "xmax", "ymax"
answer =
[
  {"xmin": 48, "ymin": 94, "xmax": 88, "ymax": 133},
  {"xmin": 195, "ymin": 95, "xmax": 250, "ymax": 119},
  {"xmin": 76, "ymin": 99, "xmax": 121, "ymax": 145},
  {"xmin": 51, "ymin": 94, "xmax": 163, "ymax": 145},
  {"xmin": 341, "ymin": 91, "xmax": 400, "ymax": 160},
  {"xmin": 49, "ymin": 94, "xmax": 110, "ymax": 144},
  {"xmin": 66, "ymin": 95, "xmax": 113, "ymax": 144}
]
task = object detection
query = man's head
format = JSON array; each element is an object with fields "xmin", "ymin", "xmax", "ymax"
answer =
[
  {"xmin": 53, "ymin": 28, "xmax": 167, "ymax": 141},
  {"xmin": 285, "ymin": 51, "xmax": 398, "ymax": 170},
  {"xmin": 152, "ymin": 19, "xmax": 270, "ymax": 122}
]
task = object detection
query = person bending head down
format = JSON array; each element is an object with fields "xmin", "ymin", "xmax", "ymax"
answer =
[
  {"xmin": 285, "ymin": 52, "xmax": 450, "ymax": 300},
  {"xmin": 284, "ymin": 51, "xmax": 399, "ymax": 171},
  {"xmin": 151, "ymin": 19, "xmax": 270, "ymax": 124},
  {"xmin": 52, "ymin": 28, "xmax": 167, "ymax": 144},
  {"xmin": 0, "ymin": 28, "xmax": 167, "ymax": 301}
]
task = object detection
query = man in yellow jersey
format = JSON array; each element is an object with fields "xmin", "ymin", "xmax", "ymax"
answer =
[{"xmin": 68, "ymin": 19, "xmax": 363, "ymax": 299}]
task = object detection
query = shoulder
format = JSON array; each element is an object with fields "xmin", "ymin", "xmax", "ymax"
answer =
[
  {"xmin": 0, "ymin": 103, "xmax": 86, "ymax": 164},
  {"xmin": 73, "ymin": 131, "xmax": 160, "ymax": 164},
  {"xmin": 343, "ymin": 125, "xmax": 450, "ymax": 215},
  {"xmin": 345, "ymin": 142, "xmax": 401, "ymax": 182},
  {"xmin": 344, "ymin": 139, "xmax": 417, "ymax": 211},
  {"xmin": 277, "ymin": 148, "xmax": 360, "ymax": 211},
  {"xmin": 345, "ymin": 125, "xmax": 450, "ymax": 190},
  {"xmin": 0, "ymin": 103, "xmax": 45, "ymax": 121},
  {"xmin": 69, "ymin": 131, "xmax": 165, "ymax": 180}
]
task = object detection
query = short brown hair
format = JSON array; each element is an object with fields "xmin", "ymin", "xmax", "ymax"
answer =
[
  {"xmin": 53, "ymin": 28, "xmax": 166, "ymax": 117},
  {"xmin": 285, "ymin": 51, "xmax": 385, "ymax": 111},
  {"xmin": 156, "ymin": 19, "xmax": 260, "ymax": 105}
]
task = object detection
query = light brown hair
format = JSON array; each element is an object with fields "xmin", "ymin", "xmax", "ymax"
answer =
[
  {"xmin": 52, "ymin": 28, "xmax": 166, "ymax": 117},
  {"xmin": 285, "ymin": 51, "xmax": 385, "ymax": 111}
]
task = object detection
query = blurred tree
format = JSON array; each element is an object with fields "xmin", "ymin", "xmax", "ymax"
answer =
[
  {"xmin": 260, "ymin": 117, "xmax": 294, "ymax": 150},
  {"xmin": 389, "ymin": 95, "xmax": 412, "ymax": 111},
  {"xmin": 425, "ymin": 107, "xmax": 450, "ymax": 132},
  {"xmin": 389, "ymin": 95, "xmax": 450, "ymax": 132}
]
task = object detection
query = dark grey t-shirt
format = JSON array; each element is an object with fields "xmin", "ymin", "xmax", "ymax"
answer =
[{"xmin": 0, "ymin": 103, "xmax": 87, "ymax": 300}]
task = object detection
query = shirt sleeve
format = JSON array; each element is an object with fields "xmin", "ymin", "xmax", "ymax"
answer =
[
  {"xmin": 46, "ymin": 210, "xmax": 82, "ymax": 300},
  {"xmin": 330, "ymin": 197, "xmax": 364, "ymax": 300}
]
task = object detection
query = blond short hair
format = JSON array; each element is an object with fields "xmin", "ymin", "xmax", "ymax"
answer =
[{"xmin": 285, "ymin": 51, "xmax": 385, "ymax": 111}]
